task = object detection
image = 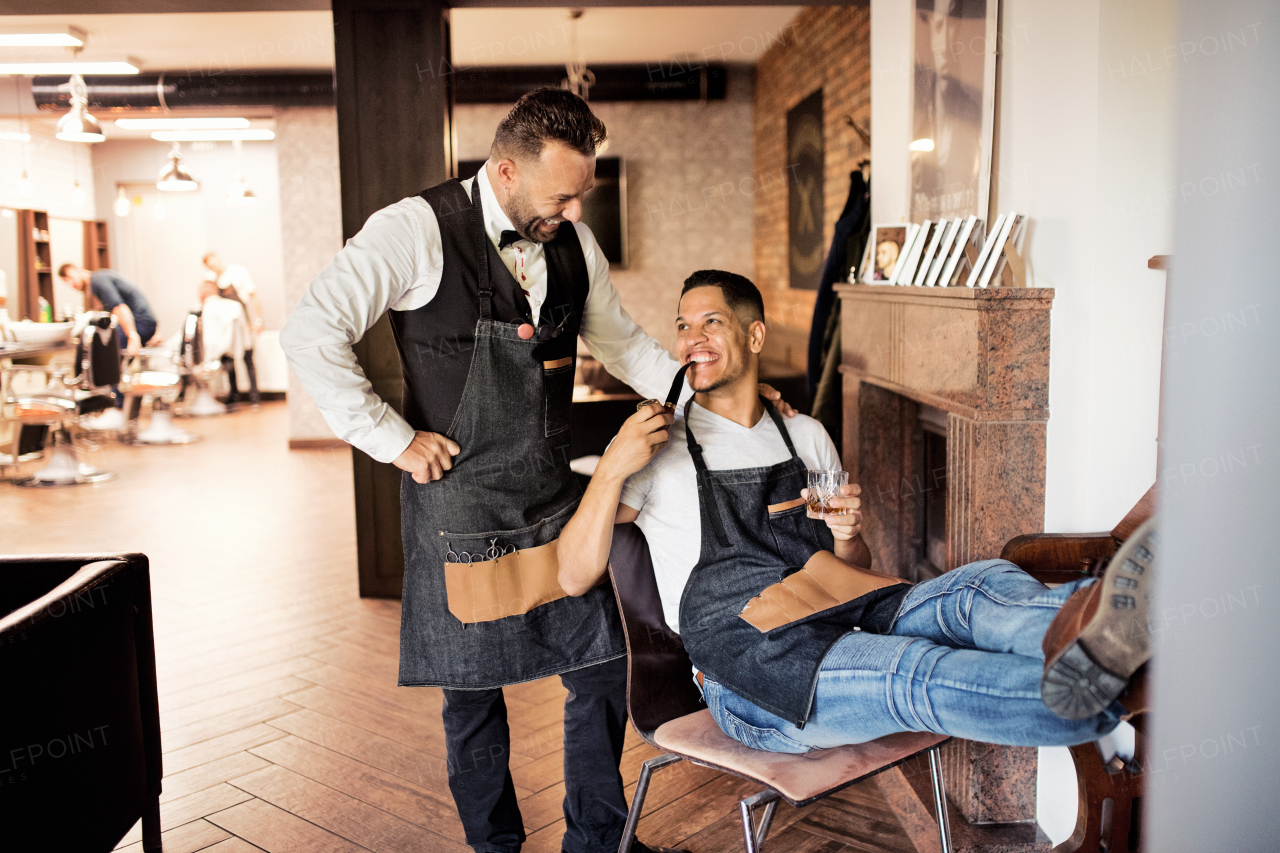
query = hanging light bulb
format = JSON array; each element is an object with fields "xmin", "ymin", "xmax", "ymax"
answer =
[
  {"xmin": 19, "ymin": 168, "xmax": 33, "ymax": 199},
  {"xmin": 152, "ymin": 200, "xmax": 167, "ymax": 220},
  {"xmin": 157, "ymin": 142, "xmax": 197, "ymax": 191},
  {"xmin": 114, "ymin": 186, "xmax": 130, "ymax": 217},
  {"xmin": 561, "ymin": 11, "xmax": 595, "ymax": 101},
  {"xmin": 55, "ymin": 74, "xmax": 105, "ymax": 143},
  {"xmin": 226, "ymin": 175, "xmax": 257, "ymax": 205},
  {"xmin": 70, "ymin": 180, "xmax": 86, "ymax": 208}
]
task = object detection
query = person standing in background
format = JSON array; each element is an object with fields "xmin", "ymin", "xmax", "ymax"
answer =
[{"xmin": 202, "ymin": 252, "xmax": 261, "ymax": 406}]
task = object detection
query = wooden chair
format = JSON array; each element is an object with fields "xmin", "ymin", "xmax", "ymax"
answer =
[
  {"xmin": 607, "ymin": 523, "xmax": 953, "ymax": 853},
  {"xmin": 1000, "ymin": 485, "xmax": 1156, "ymax": 853}
]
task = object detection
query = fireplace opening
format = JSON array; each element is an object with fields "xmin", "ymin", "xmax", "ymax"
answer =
[{"xmin": 918, "ymin": 405, "xmax": 949, "ymax": 578}]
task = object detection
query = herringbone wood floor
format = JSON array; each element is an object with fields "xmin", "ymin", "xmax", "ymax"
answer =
[{"xmin": 1, "ymin": 402, "xmax": 916, "ymax": 853}]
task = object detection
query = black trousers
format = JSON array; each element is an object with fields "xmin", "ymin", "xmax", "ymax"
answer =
[
  {"xmin": 442, "ymin": 656, "xmax": 630, "ymax": 853},
  {"xmin": 220, "ymin": 349, "xmax": 260, "ymax": 404}
]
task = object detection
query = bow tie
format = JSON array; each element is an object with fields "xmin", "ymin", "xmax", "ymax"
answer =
[{"xmin": 498, "ymin": 230, "xmax": 524, "ymax": 250}]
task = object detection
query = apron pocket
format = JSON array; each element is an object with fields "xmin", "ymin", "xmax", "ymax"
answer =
[
  {"xmin": 766, "ymin": 502, "xmax": 829, "ymax": 567},
  {"xmin": 444, "ymin": 538, "xmax": 568, "ymax": 624},
  {"xmin": 543, "ymin": 358, "xmax": 575, "ymax": 438}
]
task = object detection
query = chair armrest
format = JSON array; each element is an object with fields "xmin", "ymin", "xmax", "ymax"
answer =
[{"xmin": 1000, "ymin": 533, "xmax": 1115, "ymax": 584}]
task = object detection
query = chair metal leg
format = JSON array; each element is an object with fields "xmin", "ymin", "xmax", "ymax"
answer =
[
  {"xmin": 928, "ymin": 746, "xmax": 953, "ymax": 853},
  {"xmin": 739, "ymin": 789, "xmax": 781, "ymax": 853},
  {"xmin": 618, "ymin": 753, "xmax": 684, "ymax": 853}
]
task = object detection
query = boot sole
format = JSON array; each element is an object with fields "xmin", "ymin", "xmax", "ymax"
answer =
[{"xmin": 1041, "ymin": 515, "xmax": 1157, "ymax": 720}]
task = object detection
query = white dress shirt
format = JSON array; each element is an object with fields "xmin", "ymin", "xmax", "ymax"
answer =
[{"xmin": 281, "ymin": 163, "xmax": 679, "ymax": 463}]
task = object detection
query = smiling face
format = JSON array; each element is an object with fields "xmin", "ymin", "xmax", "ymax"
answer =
[
  {"xmin": 492, "ymin": 141, "xmax": 595, "ymax": 244},
  {"xmin": 675, "ymin": 285, "xmax": 766, "ymax": 395}
]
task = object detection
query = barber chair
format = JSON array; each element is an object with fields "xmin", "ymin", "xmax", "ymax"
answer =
[
  {"xmin": 607, "ymin": 523, "xmax": 953, "ymax": 853},
  {"xmin": 1, "ymin": 314, "xmax": 121, "ymax": 486},
  {"xmin": 122, "ymin": 348, "xmax": 201, "ymax": 445},
  {"xmin": 1000, "ymin": 485, "xmax": 1156, "ymax": 853},
  {"xmin": 174, "ymin": 310, "xmax": 226, "ymax": 417},
  {"xmin": 0, "ymin": 553, "xmax": 162, "ymax": 850}
]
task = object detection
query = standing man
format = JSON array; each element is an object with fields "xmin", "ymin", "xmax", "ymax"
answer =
[
  {"xmin": 283, "ymin": 89, "xmax": 779, "ymax": 853},
  {"xmin": 203, "ymin": 252, "xmax": 261, "ymax": 406}
]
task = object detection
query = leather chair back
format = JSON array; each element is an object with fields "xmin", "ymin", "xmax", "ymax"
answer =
[
  {"xmin": 0, "ymin": 554, "xmax": 162, "ymax": 848},
  {"xmin": 180, "ymin": 311, "xmax": 204, "ymax": 367},
  {"xmin": 607, "ymin": 522, "xmax": 705, "ymax": 741},
  {"xmin": 74, "ymin": 313, "xmax": 121, "ymax": 388}
]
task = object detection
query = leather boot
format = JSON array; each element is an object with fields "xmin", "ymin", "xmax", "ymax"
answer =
[{"xmin": 1041, "ymin": 516, "xmax": 1157, "ymax": 720}]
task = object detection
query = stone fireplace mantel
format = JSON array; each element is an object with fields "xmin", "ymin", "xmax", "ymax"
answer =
[{"xmin": 836, "ymin": 283, "xmax": 1055, "ymax": 851}]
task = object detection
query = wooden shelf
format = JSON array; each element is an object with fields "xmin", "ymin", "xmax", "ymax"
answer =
[
  {"xmin": 85, "ymin": 219, "xmax": 110, "ymax": 271},
  {"xmin": 16, "ymin": 210, "xmax": 54, "ymax": 321}
]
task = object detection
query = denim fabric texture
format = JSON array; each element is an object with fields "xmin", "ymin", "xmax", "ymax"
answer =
[{"xmin": 704, "ymin": 561, "xmax": 1126, "ymax": 750}]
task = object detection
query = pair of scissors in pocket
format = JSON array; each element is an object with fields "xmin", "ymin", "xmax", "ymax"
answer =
[{"xmin": 447, "ymin": 539, "xmax": 517, "ymax": 564}]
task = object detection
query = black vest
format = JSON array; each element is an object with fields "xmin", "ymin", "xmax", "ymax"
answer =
[{"xmin": 389, "ymin": 179, "xmax": 590, "ymax": 435}]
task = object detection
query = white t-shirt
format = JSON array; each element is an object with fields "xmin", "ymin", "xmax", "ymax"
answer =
[{"xmin": 619, "ymin": 402, "xmax": 841, "ymax": 633}]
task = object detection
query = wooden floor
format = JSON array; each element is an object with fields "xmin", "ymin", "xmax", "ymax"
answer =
[{"xmin": 0, "ymin": 402, "xmax": 918, "ymax": 853}]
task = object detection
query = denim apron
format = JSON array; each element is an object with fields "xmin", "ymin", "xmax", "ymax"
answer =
[
  {"xmin": 396, "ymin": 181, "xmax": 625, "ymax": 689},
  {"xmin": 678, "ymin": 398, "xmax": 910, "ymax": 726}
]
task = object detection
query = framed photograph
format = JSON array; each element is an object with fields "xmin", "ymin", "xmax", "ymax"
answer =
[
  {"xmin": 862, "ymin": 224, "xmax": 910, "ymax": 283},
  {"xmin": 787, "ymin": 89, "xmax": 825, "ymax": 290},
  {"xmin": 897, "ymin": 220, "xmax": 935, "ymax": 286},
  {"xmin": 925, "ymin": 218, "xmax": 962, "ymax": 286},
  {"xmin": 965, "ymin": 212, "xmax": 1005, "ymax": 287},
  {"xmin": 888, "ymin": 223, "xmax": 920, "ymax": 283},
  {"xmin": 939, "ymin": 215, "xmax": 980, "ymax": 287},
  {"xmin": 977, "ymin": 212, "xmax": 1027, "ymax": 287},
  {"xmin": 909, "ymin": 0, "xmax": 999, "ymax": 224},
  {"xmin": 852, "ymin": 235, "xmax": 874, "ymax": 282},
  {"xmin": 912, "ymin": 218, "xmax": 950, "ymax": 286}
]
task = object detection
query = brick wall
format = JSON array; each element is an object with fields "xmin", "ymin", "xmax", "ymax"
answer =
[{"xmin": 753, "ymin": 6, "xmax": 872, "ymax": 368}]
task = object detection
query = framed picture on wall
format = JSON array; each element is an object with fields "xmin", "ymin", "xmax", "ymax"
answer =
[
  {"xmin": 861, "ymin": 224, "xmax": 909, "ymax": 283},
  {"xmin": 787, "ymin": 89, "xmax": 825, "ymax": 290},
  {"xmin": 909, "ymin": 0, "xmax": 999, "ymax": 224}
]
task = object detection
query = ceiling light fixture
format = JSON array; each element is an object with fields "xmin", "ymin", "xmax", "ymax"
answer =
[
  {"xmin": 0, "ymin": 26, "xmax": 87, "ymax": 47},
  {"xmin": 19, "ymin": 168, "xmax": 33, "ymax": 199},
  {"xmin": 71, "ymin": 181, "xmax": 85, "ymax": 208},
  {"xmin": 226, "ymin": 139, "xmax": 257, "ymax": 205},
  {"xmin": 0, "ymin": 58, "xmax": 140, "ymax": 75},
  {"xmin": 116, "ymin": 118, "xmax": 251, "ymax": 130},
  {"xmin": 150, "ymin": 129, "xmax": 275, "ymax": 142},
  {"xmin": 0, "ymin": 130, "xmax": 31, "ymax": 142},
  {"xmin": 55, "ymin": 74, "xmax": 105, "ymax": 143},
  {"xmin": 114, "ymin": 187, "xmax": 131, "ymax": 217},
  {"xmin": 561, "ymin": 10, "xmax": 595, "ymax": 102},
  {"xmin": 909, "ymin": 138, "xmax": 935, "ymax": 152},
  {"xmin": 157, "ymin": 142, "xmax": 197, "ymax": 191}
]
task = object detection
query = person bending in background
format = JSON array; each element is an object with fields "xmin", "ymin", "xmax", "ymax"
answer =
[
  {"xmin": 558, "ymin": 270, "xmax": 1150, "ymax": 753},
  {"xmin": 196, "ymin": 279, "xmax": 253, "ymax": 408},
  {"xmin": 202, "ymin": 252, "xmax": 261, "ymax": 406},
  {"xmin": 58, "ymin": 263, "xmax": 163, "ymax": 428}
]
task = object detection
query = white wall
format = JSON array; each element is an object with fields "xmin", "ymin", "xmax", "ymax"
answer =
[
  {"xmin": 871, "ymin": 0, "xmax": 1177, "ymax": 841},
  {"xmin": 90, "ymin": 137, "xmax": 287, "ymax": 339},
  {"xmin": 873, "ymin": 0, "xmax": 1175, "ymax": 535}
]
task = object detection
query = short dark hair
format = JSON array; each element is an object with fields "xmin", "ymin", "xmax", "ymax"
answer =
[
  {"xmin": 491, "ymin": 87, "xmax": 607, "ymax": 162},
  {"xmin": 680, "ymin": 270, "xmax": 765, "ymax": 326},
  {"xmin": 57, "ymin": 263, "xmax": 78, "ymax": 278}
]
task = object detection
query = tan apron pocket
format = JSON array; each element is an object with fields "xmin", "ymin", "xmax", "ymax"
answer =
[
  {"xmin": 444, "ymin": 539, "xmax": 570, "ymax": 624},
  {"xmin": 739, "ymin": 550, "xmax": 905, "ymax": 632}
]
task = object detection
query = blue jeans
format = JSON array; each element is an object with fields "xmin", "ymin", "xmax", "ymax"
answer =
[{"xmin": 704, "ymin": 560, "xmax": 1125, "ymax": 752}]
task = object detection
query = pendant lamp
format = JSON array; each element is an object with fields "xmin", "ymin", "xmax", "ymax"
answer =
[
  {"xmin": 157, "ymin": 142, "xmax": 197, "ymax": 191},
  {"xmin": 225, "ymin": 140, "xmax": 257, "ymax": 204},
  {"xmin": 114, "ymin": 187, "xmax": 130, "ymax": 217},
  {"xmin": 55, "ymin": 74, "xmax": 105, "ymax": 143}
]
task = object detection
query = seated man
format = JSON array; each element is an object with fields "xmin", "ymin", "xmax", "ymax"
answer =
[
  {"xmin": 197, "ymin": 279, "xmax": 252, "ymax": 406},
  {"xmin": 558, "ymin": 270, "xmax": 1150, "ymax": 752}
]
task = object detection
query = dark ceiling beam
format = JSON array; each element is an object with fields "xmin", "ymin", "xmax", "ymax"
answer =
[{"xmin": 0, "ymin": 0, "xmax": 864, "ymax": 13}]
